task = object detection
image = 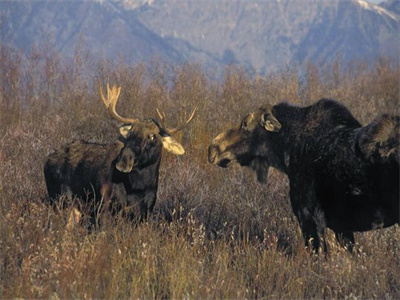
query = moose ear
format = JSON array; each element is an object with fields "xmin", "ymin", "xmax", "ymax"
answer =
[
  {"xmin": 261, "ymin": 111, "xmax": 281, "ymax": 132},
  {"xmin": 161, "ymin": 136, "xmax": 185, "ymax": 155},
  {"xmin": 119, "ymin": 124, "xmax": 133, "ymax": 139}
]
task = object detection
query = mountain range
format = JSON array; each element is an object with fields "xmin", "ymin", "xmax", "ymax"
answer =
[{"xmin": 1, "ymin": 0, "xmax": 399, "ymax": 74}]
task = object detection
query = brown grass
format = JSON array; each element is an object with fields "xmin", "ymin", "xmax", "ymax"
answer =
[{"xmin": 0, "ymin": 43, "xmax": 399, "ymax": 298}]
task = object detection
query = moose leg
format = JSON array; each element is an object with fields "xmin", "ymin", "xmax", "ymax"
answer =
[
  {"xmin": 335, "ymin": 231, "xmax": 355, "ymax": 252},
  {"xmin": 87, "ymin": 183, "xmax": 113, "ymax": 229},
  {"xmin": 297, "ymin": 212, "xmax": 326, "ymax": 253},
  {"xmin": 100, "ymin": 183, "xmax": 113, "ymax": 211},
  {"xmin": 139, "ymin": 189, "xmax": 157, "ymax": 222},
  {"xmin": 290, "ymin": 176, "xmax": 326, "ymax": 253},
  {"xmin": 124, "ymin": 192, "xmax": 146, "ymax": 223},
  {"xmin": 122, "ymin": 187, "xmax": 157, "ymax": 223},
  {"xmin": 43, "ymin": 169, "xmax": 62, "ymax": 204}
]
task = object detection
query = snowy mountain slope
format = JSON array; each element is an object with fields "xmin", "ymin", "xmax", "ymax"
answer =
[{"xmin": 1, "ymin": 0, "xmax": 398, "ymax": 74}]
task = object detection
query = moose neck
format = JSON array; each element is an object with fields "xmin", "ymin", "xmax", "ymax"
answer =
[{"xmin": 257, "ymin": 102, "xmax": 305, "ymax": 173}]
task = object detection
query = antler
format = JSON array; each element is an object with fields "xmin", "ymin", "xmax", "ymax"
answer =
[
  {"xmin": 156, "ymin": 105, "xmax": 198, "ymax": 134},
  {"xmin": 99, "ymin": 83, "xmax": 138, "ymax": 124}
]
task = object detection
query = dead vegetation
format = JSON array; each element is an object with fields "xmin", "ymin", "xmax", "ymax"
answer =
[{"xmin": 0, "ymin": 44, "xmax": 399, "ymax": 298}]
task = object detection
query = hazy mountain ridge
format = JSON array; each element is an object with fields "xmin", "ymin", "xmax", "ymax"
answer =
[
  {"xmin": 132, "ymin": 0, "xmax": 399, "ymax": 72},
  {"xmin": 380, "ymin": 0, "xmax": 400, "ymax": 17},
  {"xmin": 1, "ymin": 0, "xmax": 398, "ymax": 74},
  {"xmin": 1, "ymin": 0, "xmax": 183, "ymax": 64}
]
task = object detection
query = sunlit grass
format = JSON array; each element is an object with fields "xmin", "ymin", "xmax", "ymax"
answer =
[{"xmin": 0, "ymin": 44, "xmax": 399, "ymax": 298}]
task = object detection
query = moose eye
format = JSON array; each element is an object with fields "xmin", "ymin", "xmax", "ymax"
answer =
[{"xmin": 148, "ymin": 134, "xmax": 156, "ymax": 141}]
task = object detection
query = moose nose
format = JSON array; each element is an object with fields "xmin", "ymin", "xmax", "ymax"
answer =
[{"xmin": 208, "ymin": 145, "xmax": 218, "ymax": 164}]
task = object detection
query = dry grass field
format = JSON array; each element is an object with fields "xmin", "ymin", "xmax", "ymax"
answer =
[{"xmin": 1, "ymin": 43, "xmax": 399, "ymax": 298}]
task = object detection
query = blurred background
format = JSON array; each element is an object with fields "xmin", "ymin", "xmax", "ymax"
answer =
[{"xmin": 1, "ymin": 0, "xmax": 398, "ymax": 76}]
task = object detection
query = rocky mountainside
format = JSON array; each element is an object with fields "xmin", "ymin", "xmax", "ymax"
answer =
[{"xmin": 1, "ymin": 0, "xmax": 398, "ymax": 74}]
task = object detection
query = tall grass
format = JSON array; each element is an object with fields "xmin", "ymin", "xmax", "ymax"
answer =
[{"xmin": 0, "ymin": 43, "xmax": 399, "ymax": 298}]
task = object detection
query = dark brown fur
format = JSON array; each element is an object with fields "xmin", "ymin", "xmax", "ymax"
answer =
[
  {"xmin": 44, "ymin": 119, "xmax": 183, "ymax": 227},
  {"xmin": 44, "ymin": 140, "xmax": 123, "ymax": 217},
  {"xmin": 209, "ymin": 99, "xmax": 399, "ymax": 252},
  {"xmin": 356, "ymin": 114, "xmax": 400, "ymax": 164}
]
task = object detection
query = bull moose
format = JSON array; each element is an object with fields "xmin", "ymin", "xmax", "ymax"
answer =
[
  {"xmin": 208, "ymin": 99, "xmax": 399, "ymax": 252},
  {"xmin": 44, "ymin": 83, "xmax": 197, "ymax": 226}
]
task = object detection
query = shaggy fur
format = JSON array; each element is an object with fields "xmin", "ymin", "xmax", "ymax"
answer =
[
  {"xmin": 209, "ymin": 99, "xmax": 399, "ymax": 252},
  {"xmin": 44, "ymin": 120, "xmax": 172, "ymax": 227}
]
